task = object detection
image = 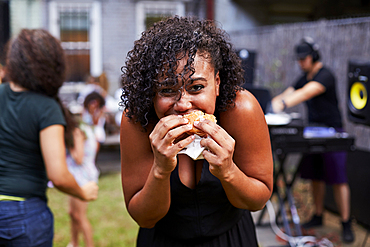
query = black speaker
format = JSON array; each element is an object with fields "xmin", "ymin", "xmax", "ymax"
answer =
[
  {"xmin": 347, "ymin": 60, "xmax": 370, "ymax": 125},
  {"xmin": 236, "ymin": 49, "xmax": 256, "ymax": 85}
]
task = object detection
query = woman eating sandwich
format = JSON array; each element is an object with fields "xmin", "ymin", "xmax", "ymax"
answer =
[{"xmin": 119, "ymin": 16, "xmax": 273, "ymax": 247}]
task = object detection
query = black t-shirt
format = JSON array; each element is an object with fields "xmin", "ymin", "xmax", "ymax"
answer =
[
  {"xmin": 294, "ymin": 67, "xmax": 342, "ymax": 128},
  {"xmin": 0, "ymin": 83, "xmax": 66, "ymax": 200}
]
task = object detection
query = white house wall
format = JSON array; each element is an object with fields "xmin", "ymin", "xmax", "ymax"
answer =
[
  {"xmin": 214, "ymin": 0, "xmax": 257, "ymax": 33},
  {"xmin": 10, "ymin": 0, "xmax": 45, "ymax": 37},
  {"xmin": 101, "ymin": 0, "xmax": 136, "ymax": 94},
  {"xmin": 6, "ymin": 0, "xmax": 208, "ymax": 95}
]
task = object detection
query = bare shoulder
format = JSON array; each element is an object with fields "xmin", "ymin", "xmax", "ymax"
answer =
[
  {"xmin": 218, "ymin": 90, "xmax": 272, "ymax": 189},
  {"xmin": 219, "ymin": 89, "xmax": 266, "ymax": 136}
]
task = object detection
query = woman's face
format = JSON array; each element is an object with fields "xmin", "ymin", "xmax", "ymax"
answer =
[{"xmin": 153, "ymin": 53, "xmax": 220, "ymax": 119}]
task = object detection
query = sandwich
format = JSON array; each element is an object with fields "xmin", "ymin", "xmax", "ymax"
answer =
[{"xmin": 183, "ymin": 110, "xmax": 217, "ymax": 137}]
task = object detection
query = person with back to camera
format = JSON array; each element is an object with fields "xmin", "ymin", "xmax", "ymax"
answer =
[
  {"xmin": 0, "ymin": 29, "xmax": 98, "ymax": 247},
  {"xmin": 271, "ymin": 37, "xmax": 354, "ymax": 243},
  {"xmin": 120, "ymin": 16, "xmax": 273, "ymax": 246},
  {"xmin": 65, "ymin": 92, "xmax": 105, "ymax": 247}
]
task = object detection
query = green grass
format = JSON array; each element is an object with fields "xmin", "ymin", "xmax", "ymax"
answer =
[{"xmin": 47, "ymin": 172, "xmax": 139, "ymax": 247}]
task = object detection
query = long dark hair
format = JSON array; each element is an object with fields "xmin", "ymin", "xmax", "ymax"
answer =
[{"xmin": 62, "ymin": 105, "xmax": 79, "ymax": 150}]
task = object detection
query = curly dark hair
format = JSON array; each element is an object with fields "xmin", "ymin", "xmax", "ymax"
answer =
[
  {"xmin": 6, "ymin": 29, "xmax": 66, "ymax": 97},
  {"xmin": 6, "ymin": 29, "xmax": 77, "ymax": 148},
  {"xmin": 120, "ymin": 16, "xmax": 244, "ymax": 129}
]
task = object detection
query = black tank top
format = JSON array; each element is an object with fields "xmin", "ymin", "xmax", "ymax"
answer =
[
  {"xmin": 137, "ymin": 159, "xmax": 260, "ymax": 246},
  {"xmin": 155, "ymin": 160, "xmax": 245, "ymax": 239}
]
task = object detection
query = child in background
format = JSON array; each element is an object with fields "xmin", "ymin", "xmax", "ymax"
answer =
[{"xmin": 65, "ymin": 92, "xmax": 105, "ymax": 247}]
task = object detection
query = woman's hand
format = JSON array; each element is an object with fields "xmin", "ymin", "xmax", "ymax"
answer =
[
  {"xmin": 81, "ymin": 181, "xmax": 99, "ymax": 201},
  {"xmin": 194, "ymin": 119, "xmax": 235, "ymax": 180},
  {"xmin": 149, "ymin": 115, "xmax": 195, "ymax": 178},
  {"xmin": 192, "ymin": 91, "xmax": 273, "ymax": 211}
]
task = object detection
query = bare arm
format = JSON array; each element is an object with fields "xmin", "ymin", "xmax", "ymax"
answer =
[
  {"xmin": 272, "ymin": 86, "xmax": 295, "ymax": 103},
  {"xmin": 272, "ymin": 81, "xmax": 326, "ymax": 113},
  {"xmin": 120, "ymin": 114, "xmax": 194, "ymax": 228},
  {"xmin": 196, "ymin": 90, "xmax": 273, "ymax": 211},
  {"xmin": 40, "ymin": 125, "xmax": 98, "ymax": 201}
]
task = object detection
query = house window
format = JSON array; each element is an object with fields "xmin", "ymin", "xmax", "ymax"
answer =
[
  {"xmin": 49, "ymin": 1, "xmax": 102, "ymax": 82},
  {"xmin": 136, "ymin": 1, "xmax": 185, "ymax": 39},
  {"xmin": 59, "ymin": 6, "xmax": 90, "ymax": 82}
]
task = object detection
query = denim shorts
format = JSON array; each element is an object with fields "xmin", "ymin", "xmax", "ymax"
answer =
[{"xmin": 0, "ymin": 197, "xmax": 54, "ymax": 247}]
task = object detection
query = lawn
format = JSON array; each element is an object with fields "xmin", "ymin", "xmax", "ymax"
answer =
[{"xmin": 47, "ymin": 172, "xmax": 139, "ymax": 247}]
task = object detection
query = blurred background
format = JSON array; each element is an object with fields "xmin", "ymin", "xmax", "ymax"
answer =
[
  {"xmin": 2, "ymin": 0, "xmax": 370, "ymax": 148},
  {"xmin": 2, "ymin": 0, "xmax": 370, "ymax": 246}
]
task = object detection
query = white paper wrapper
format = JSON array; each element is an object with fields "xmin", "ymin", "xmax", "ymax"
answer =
[{"xmin": 178, "ymin": 134, "xmax": 206, "ymax": 160}]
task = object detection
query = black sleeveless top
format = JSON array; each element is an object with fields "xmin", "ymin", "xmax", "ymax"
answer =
[{"xmin": 136, "ymin": 160, "xmax": 258, "ymax": 246}]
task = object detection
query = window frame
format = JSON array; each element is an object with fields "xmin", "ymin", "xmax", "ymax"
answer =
[
  {"xmin": 135, "ymin": 1, "xmax": 185, "ymax": 39},
  {"xmin": 49, "ymin": 0, "xmax": 102, "ymax": 81}
]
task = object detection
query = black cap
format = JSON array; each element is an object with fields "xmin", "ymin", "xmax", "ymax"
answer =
[{"xmin": 295, "ymin": 42, "xmax": 313, "ymax": 60}]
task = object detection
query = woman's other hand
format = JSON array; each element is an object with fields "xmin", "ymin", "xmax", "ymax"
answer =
[
  {"xmin": 149, "ymin": 115, "xmax": 195, "ymax": 178},
  {"xmin": 194, "ymin": 119, "xmax": 235, "ymax": 180}
]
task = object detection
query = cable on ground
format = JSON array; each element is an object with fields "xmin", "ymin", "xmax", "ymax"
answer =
[{"xmin": 265, "ymin": 200, "xmax": 334, "ymax": 247}]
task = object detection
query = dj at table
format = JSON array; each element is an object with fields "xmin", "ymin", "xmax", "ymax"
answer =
[{"xmin": 270, "ymin": 36, "xmax": 354, "ymax": 243}]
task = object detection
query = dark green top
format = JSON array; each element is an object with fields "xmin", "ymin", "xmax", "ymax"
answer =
[{"xmin": 0, "ymin": 83, "xmax": 66, "ymax": 200}]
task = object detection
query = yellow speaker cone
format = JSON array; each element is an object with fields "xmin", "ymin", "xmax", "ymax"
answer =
[{"xmin": 350, "ymin": 82, "xmax": 368, "ymax": 110}]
